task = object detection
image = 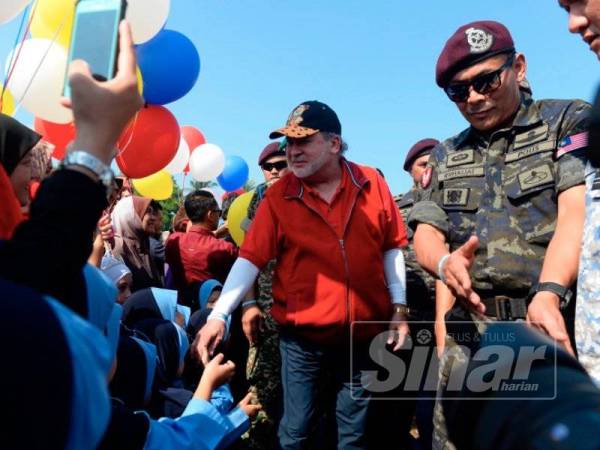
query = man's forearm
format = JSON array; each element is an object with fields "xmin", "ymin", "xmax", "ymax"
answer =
[
  {"xmin": 413, "ymin": 223, "xmax": 449, "ymax": 276},
  {"xmin": 210, "ymin": 257, "xmax": 260, "ymax": 318},
  {"xmin": 538, "ymin": 185, "xmax": 585, "ymax": 287}
]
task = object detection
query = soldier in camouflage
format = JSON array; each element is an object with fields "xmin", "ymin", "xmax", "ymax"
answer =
[
  {"xmin": 396, "ymin": 138, "xmax": 439, "ymax": 318},
  {"xmin": 240, "ymin": 141, "xmax": 288, "ymax": 449},
  {"xmin": 559, "ymin": 0, "xmax": 600, "ymax": 386},
  {"xmin": 395, "ymin": 138, "xmax": 440, "ymax": 449},
  {"xmin": 408, "ymin": 20, "xmax": 588, "ymax": 449}
]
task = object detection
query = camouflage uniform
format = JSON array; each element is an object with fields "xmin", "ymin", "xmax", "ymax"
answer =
[
  {"xmin": 576, "ymin": 161, "xmax": 600, "ymax": 386},
  {"xmin": 408, "ymin": 94, "xmax": 589, "ymax": 450},
  {"xmin": 395, "ymin": 189, "xmax": 437, "ymax": 316},
  {"xmin": 242, "ymin": 182, "xmax": 283, "ymax": 450}
]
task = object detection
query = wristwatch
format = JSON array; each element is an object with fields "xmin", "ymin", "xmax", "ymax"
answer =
[
  {"xmin": 527, "ymin": 282, "xmax": 573, "ymax": 310},
  {"xmin": 61, "ymin": 151, "xmax": 115, "ymax": 195}
]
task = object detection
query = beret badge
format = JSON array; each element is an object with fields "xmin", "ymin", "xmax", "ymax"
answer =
[{"xmin": 465, "ymin": 27, "xmax": 494, "ymax": 54}]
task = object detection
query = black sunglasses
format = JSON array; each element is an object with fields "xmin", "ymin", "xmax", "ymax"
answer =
[
  {"xmin": 444, "ymin": 54, "xmax": 515, "ymax": 103},
  {"xmin": 262, "ymin": 160, "xmax": 288, "ymax": 171}
]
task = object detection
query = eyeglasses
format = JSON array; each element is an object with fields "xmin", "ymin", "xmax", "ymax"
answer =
[
  {"xmin": 261, "ymin": 161, "xmax": 288, "ymax": 172},
  {"xmin": 444, "ymin": 54, "xmax": 515, "ymax": 103}
]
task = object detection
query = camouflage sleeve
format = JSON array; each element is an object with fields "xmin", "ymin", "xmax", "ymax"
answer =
[
  {"xmin": 555, "ymin": 100, "xmax": 591, "ymax": 193},
  {"xmin": 406, "ymin": 147, "xmax": 449, "ymax": 235}
]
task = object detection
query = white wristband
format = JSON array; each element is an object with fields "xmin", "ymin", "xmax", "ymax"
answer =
[{"xmin": 437, "ymin": 254, "xmax": 450, "ymax": 284}]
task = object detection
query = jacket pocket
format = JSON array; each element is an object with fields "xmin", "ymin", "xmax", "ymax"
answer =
[{"xmin": 505, "ymin": 163, "xmax": 557, "ymax": 244}]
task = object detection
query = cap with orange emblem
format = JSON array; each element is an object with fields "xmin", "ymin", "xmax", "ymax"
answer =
[{"xmin": 269, "ymin": 100, "xmax": 341, "ymax": 139}]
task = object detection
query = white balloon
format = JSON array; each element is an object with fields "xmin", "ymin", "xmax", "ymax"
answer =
[
  {"xmin": 164, "ymin": 137, "xmax": 189, "ymax": 174},
  {"xmin": 5, "ymin": 39, "xmax": 72, "ymax": 123},
  {"xmin": 0, "ymin": 0, "xmax": 32, "ymax": 24},
  {"xmin": 126, "ymin": 0, "xmax": 170, "ymax": 44},
  {"xmin": 189, "ymin": 143, "xmax": 226, "ymax": 182}
]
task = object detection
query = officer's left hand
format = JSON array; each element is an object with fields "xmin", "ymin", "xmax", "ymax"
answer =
[
  {"xmin": 387, "ymin": 310, "xmax": 410, "ymax": 351},
  {"xmin": 526, "ymin": 292, "xmax": 574, "ymax": 355}
]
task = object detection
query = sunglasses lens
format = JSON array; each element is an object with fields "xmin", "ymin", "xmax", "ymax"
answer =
[
  {"xmin": 472, "ymin": 71, "xmax": 500, "ymax": 95},
  {"xmin": 263, "ymin": 161, "xmax": 287, "ymax": 171},
  {"xmin": 445, "ymin": 84, "xmax": 469, "ymax": 102}
]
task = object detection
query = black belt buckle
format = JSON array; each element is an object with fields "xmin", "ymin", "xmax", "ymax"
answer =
[{"xmin": 494, "ymin": 295, "xmax": 527, "ymax": 321}]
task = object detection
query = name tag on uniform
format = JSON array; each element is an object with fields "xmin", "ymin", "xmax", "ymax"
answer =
[
  {"xmin": 443, "ymin": 188, "xmax": 469, "ymax": 206},
  {"xmin": 505, "ymin": 140, "xmax": 555, "ymax": 163},
  {"xmin": 446, "ymin": 149, "xmax": 475, "ymax": 167},
  {"xmin": 438, "ymin": 166, "xmax": 485, "ymax": 181},
  {"xmin": 513, "ymin": 124, "xmax": 549, "ymax": 149},
  {"xmin": 517, "ymin": 164, "xmax": 553, "ymax": 191}
]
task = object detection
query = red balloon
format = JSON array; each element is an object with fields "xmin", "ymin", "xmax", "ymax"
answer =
[
  {"xmin": 116, "ymin": 105, "xmax": 180, "ymax": 179},
  {"xmin": 181, "ymin": 126, "xmax": 206, "ymax": 173},
  {"xmin": 34, "ymin": 118, "xmax": 75, "ymax": 160},
  {"xmin": 181, "ymin": 126, "xmax": 206, "ymax": 149}
]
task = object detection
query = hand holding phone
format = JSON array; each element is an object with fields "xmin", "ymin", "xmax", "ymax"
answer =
[
  {"xmin": 61, "ymin": 21, "xmax": 142, "ymax": 166},
  {"xmin": 64, "ymin": 0, "xmax": 128, "ymax": 97}
]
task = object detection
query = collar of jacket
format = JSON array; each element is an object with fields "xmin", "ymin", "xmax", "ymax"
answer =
[{"xmin": 282, "ymin": 158, "xmax": 369, "ymax": 199}]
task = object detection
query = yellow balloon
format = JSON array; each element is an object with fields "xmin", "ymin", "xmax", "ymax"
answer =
[
  {"xmin": 227, "ymin": 191, "xmax": 254, "ymax": 246},
  {"xmin": 136, "ymin": 66, "xmax": 144, "ymax": 96},
  {"xmin": 0, "ymin": 90, "xmax": 15, "ymax": 116},
  {"xmin": 132, "ymin": 170, "xmax": 173, "ymax": 200},
  {"xmin": 30, "ymin": 0, "xmax": 75, "ymax": 49}
]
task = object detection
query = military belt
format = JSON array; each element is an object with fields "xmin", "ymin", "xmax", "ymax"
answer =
[{"xmin": 480, "ymin": 295, "xmax": 527, "ymax": 321}]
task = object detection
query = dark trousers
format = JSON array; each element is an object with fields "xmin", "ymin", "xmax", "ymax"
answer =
[{"xmin": 277, "ymin": 330, "xmax": 374, "ymax": 450}]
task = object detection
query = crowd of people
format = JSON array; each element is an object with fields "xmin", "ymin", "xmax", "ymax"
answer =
[{"xmin": 2, "ymin": 2, "xmax": 600, "ymax": 449}]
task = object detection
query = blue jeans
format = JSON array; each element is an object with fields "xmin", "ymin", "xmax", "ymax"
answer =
[{"xmin": 277, "ymin": 330, "xmax": 374, "ymax": 450}]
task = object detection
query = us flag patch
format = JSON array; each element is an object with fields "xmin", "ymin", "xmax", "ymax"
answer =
[{"xmin": 556, "ymin": 131, "xmax": 588, "ymax": 158}]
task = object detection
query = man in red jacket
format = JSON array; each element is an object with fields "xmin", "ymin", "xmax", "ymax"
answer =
[{"xmin": 197, "ymin": 101, "xmax": 409, "ymax": 449}]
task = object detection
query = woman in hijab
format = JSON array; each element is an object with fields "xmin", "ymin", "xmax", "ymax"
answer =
[
  {"xmin": 0, "ymin": 113, "xmax": 110, "ymax": 316},
  {"xmin": 111, "ymin": 196, "xmax": 163, "ymax": 291},
  {"xmin": 121, "ymin": 286, "xmax": 190, "ymax": 327},
  {"xmin": 0, "ymin": 113, "xmax": 42, "ymax": 238},
  {"xmin": 0, "ymin": 278, "xmax": 112, "ymax": 450},
  {"xmin": 110, "ymin": 334, "xmax": 158, "ymax": 410},
  {"xmin": 101, "ymin": 255, "xmax": 134, "ymax": 304}
]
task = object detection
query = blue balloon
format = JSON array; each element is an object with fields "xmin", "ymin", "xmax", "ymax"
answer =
[
  {"xmin": 217, "ymin": 156, "xmax": 249, "ymax": 192},
  {"xmin": 137, "ymin": 29, "xmax": 200, "ymax": 105}
]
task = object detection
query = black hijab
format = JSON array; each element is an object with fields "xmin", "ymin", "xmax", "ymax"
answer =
[
  {"xmin": 133, "ymin": 318, "xmax": 186, "ymax": 389},
  {"xmin": 0, "ymin": 113, "xmax": 41, "ymax": 175},
  {"xmin": 109, "ymin": 334, "xmax": 157, "ymax": 410}
]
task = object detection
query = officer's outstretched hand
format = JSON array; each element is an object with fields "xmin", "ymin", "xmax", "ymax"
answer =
[
  {"xmin": 442, "ymin": 236, "xmax": 485, "ymax": 315},
  {"xmin": 527, "ymin": 292, "xmax": 574, "ymax": 355},
  {"xmin": 194, "ymin": 318, "xmax": 226, "ymax": 365}
]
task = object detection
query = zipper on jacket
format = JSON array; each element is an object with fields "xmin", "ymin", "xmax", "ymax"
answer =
[{"xmin": 339, "ymin": 238, "xmax": 351, "ymax": 329}]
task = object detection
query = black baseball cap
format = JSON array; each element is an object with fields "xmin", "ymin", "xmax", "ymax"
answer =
[{"xmin": 269, "ymin": 101, "xmax": 342, "ymax": 139}]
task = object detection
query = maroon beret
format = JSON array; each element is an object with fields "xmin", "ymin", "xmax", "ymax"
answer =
[
  {"xmin": 436, "ymin": 20, "xmax": 515, "ymax": 88},
  {"xmin": 403, "ymin": 138, "xmax": 439, "ymax": 172},
  {"xmin": 258, "ymin": 142, "xmax": 285, "ymax": 166}
]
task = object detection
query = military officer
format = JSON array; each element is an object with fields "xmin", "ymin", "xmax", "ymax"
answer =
[
  {"xmin": 408, "ymin": 20, "xmax": 589, "ymax": 449},
  {"xmin": 396, "ymin": 138, "xmax": 439, "ymax": 317},
  {"xmin": 395, "ymin": 138, "xmax": 441, "ymax": 449},
  {"xmin": 240, "ymin": 141, "xmax": 288, "ymax": 449}
]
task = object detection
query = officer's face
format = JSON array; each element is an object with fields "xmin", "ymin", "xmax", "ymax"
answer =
[
  {"xmin": 451, "ymin": 53, "xmax": 526, "ymax": 132},
  {"xmin": 286, "ymin": 132, "xmax": 341, "ymax": 180},
  {"xmin": 410, "ymin": 154, "xmax": 430, "ymax": 186},
  {"xmin": 261, "ymin": 155, "xmax": 289, "ymax": 185},
  {"xmin": 560, "ymin": 0, "xmax": 600, "ymax": 57}
]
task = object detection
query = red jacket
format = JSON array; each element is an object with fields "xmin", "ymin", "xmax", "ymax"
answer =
[{"xmin": 240, "ymin": 160, "xmax": 408, "ymax": 343}]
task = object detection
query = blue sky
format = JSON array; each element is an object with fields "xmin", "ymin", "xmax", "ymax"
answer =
[{"xmin": 1, "ymin": 0, "xmax": 599, "ymax": 195}]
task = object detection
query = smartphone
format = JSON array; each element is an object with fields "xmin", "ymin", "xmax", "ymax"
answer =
[{"xmin": 63, "ymin": 0, "xmax": 127, "ymax": 97}]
